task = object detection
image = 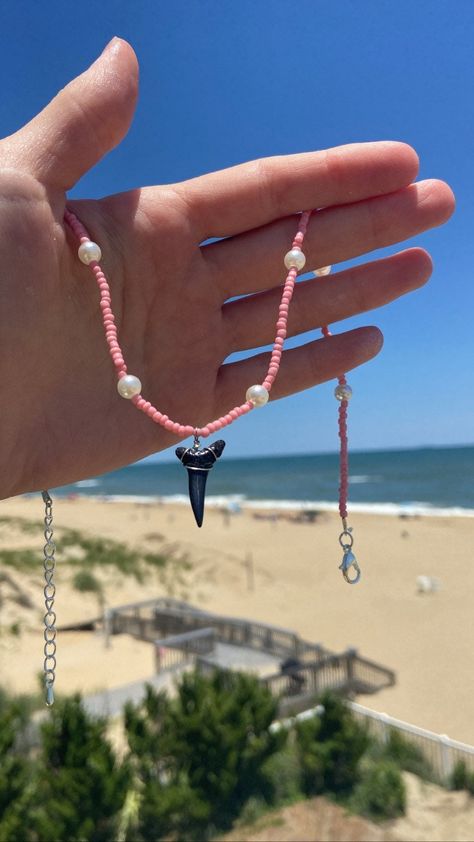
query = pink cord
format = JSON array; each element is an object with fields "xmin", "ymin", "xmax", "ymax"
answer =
[
  {"xmin": 320, "ymin": 325, "xmax": 349, "ymax": 521},
  {"xmin": 337, "ymin": 381, "xmax": 349, "ymax": 521},
  {"xmin": 64, "ymin": 208, "xmax": 311, "ymax": 439}
]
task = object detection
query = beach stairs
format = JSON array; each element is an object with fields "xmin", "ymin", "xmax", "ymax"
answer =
[{"xmin": 60, "ymin": 598, "xmax": 395, "ymax": 714}]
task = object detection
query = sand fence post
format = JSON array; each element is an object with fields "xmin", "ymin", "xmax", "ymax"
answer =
[
  {"xmin": 439, "ymin": 733, "xmax": 453, "ymax": 783},
  {"xmin": 379, "ymin": 711, "xmax": 390, "ymax": 745},
  {"xmin": 346, "ymin": 647, "xmax": 357, "ymax": 689},
  {"xmin": 103, "ymin": 608, "xmax": 112, "ymax": 649}
]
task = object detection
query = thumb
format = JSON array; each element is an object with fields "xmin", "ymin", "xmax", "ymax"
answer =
[{"xmin": 6, "ymin": 37, "xmax": 139, "ymax": 191}]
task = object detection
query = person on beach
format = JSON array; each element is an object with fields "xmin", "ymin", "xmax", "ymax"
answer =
[{"xmin": 0, "ymin": 38, "xmax": 454, "ymax": 501}]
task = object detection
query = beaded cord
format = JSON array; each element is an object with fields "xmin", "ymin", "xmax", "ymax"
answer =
[
  {"xmin": 320, "ymin": 315, "xmax": 350, "ymax": 522},
  {"xmin": 64, "ymin": 207, "xmax": 358, "ymax": 582},
  {"xmin": 338, "ymin": 389, "xmax": 349, "ymax": 521},
  {"xmin": 64, "ymin": 208, "xmax": 312, "ymax": 438}
]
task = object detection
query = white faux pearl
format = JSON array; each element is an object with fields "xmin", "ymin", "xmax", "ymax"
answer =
[
  {"xmin": 117, "ymin": 375, "xmax": 142, "ymax": 399},
  {"xmin": 78, "ymin": 241, "xmax": 102, "ymax": 265},
  {"xmin": 246, "ymin": 384, "xmax": 269, "ymax": 407},
  {"xmin": 335, "ymin": 383, "xmax": 353, "ymax": 401},
  {"xmin": 314, "ymin": 265, "xmax": 332, "ymax": 276},
  {"xmin": 284, "ymin": 248, "xmax": 306, "ymax": 271}
]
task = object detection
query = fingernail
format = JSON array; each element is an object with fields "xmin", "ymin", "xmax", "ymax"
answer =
[{"xmin": 101, "ymin": 36, "xmax": 122, "ymax": 56}]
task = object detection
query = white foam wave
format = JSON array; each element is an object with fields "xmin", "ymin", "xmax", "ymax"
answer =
[{"xmin": 63, "ymin": 493, "xmax": 474, "ymax": 518}]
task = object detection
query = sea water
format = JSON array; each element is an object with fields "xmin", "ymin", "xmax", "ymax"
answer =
[{"xmin": 56, "ymin": 445, "xmax": 474, "ymax": 517}]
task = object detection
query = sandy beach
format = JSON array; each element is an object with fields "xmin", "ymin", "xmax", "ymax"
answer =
[{"xmin": 1, "ymin": 494, "xmax": 473, "ymax": 745}]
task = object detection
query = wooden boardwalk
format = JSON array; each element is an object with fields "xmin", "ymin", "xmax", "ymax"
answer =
[{"xmin": 64, "ymin": 597, "xmax": 395, "ymax": 715}]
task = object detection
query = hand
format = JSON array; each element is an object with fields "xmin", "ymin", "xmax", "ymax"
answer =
[{"xmin": 0, "ymin": 38, "xmax": 454, "ymax": 498}]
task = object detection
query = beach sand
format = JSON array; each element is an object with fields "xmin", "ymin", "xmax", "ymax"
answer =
[{"xmin": 1, "ymin": 495, "xmax": 473, "ymax": 745}]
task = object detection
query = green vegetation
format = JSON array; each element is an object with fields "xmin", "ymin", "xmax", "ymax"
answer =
[
  {"xmin": 261, "ymin": 740, "xmax": 302, "ymax": 804},
  {"xmin": 350, "ymin": 759, "xmax": 406, "ymax": 819},
  {"xmin": 0, "ymin": 691, "xmax": 34, "ymax": 840},
  {"xmin": 0, "ymin": 680, "xmax": 413, "ymax": 841},
  {"xmin": 7, "ymin": 622, "xmax": 21, "ymax": 637},
  {"xmin": 369, "ymin": 727, "xmax": 433, "ymax": 780},
  {"xmin": 0, "ymin": 548, "xmax": 38, "ymax": 571},
  {"xmin": 0, "ymin": 516, "xmax": 39, "ymax": 535},
  {"xmin": 72, "ymin": 569, "xmax": 103, "ymax": 595},
  {"xmin": 0, "ymin": 693, "xmax": 129, "ymax": 842},
  {"xmin": 33, "ymin": 695, "xmax": 130, "ymax": 842},
  {"xmin": 450, "ymin": 760, "xmax": 474, "ymax": 794},
  {"xmin": 295, "ymin": 692, "xmax": 369, "ymax": 797},
  {"xmin": 0, "ymin": 515, "xmax": 180, "ymax": 590},
  {"xmin": 124, "ymin": 671, "xmax": 283, "ymax": 840}
]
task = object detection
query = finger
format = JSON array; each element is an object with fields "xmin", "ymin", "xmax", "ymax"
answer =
[
  {"xmin": 3, "ymin": 38, "xmax": 139, "ymax": 191},
  {"xmin": 207, "ymin": 179, "xmax": 454, "ymax": 299},
  {"xmin": 215, "ymin": 327, "xmax": 383, "ymax": 411},
  {"xmin": 222, "ymin": 248, "xmax": 431, "ymax": 353},
  {"xmin": 177, "ymin": 141, "xmax": 419, "ymax": 240}
]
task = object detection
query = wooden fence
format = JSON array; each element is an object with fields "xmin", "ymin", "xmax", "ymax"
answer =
[{"xmin": 349, "ymin": 701, "xmax": 474, "ymax": 784}]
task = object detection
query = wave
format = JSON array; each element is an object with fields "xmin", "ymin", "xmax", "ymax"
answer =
[
  {"xmin": 348, "ymin": 475, "xmax": 383, "ymax": 484},
  {"xmin": 59, "ymin": 493, "xmax": 474, "ymax": 518},
  {"xmin": 74, "ymin": 479, "xmax": 100, "ymax": 488}
]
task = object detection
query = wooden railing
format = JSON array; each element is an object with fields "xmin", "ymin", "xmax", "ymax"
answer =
[
  {"xmin": 103, "ymin": 598, "xmax": 395, "ymax": 705},
  {"xmin": 263, "ymin": 654, "xmax": 349, "ymax": 701},
  {"xmin": 193, "ymin": 650, "xmax": 395, "ymax": 716},
  {"xmin": 155, "ymin": 628, "xmax": 216, "ymax": 672},
  {"xmin": 349, "ymin": 653, "xmax": 396, "ymax": 693},
  {"xmin": 108, "ymin": 599, "xmax": 328, "ymax": 662},
  {"xmin": 262, "ymin": 650, "xmax": 394, "ymax": 711}
]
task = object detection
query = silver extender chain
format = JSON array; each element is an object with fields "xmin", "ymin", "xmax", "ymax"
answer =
[{"xmin": 42, "ymin": 490, "xmax": 57, "ymax": 706}]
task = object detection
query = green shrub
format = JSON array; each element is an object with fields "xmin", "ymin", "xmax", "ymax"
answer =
[
  {"xmin": 62, "ymin": 530, "xmax": 145, "ymax": 580},
  {"xmin": 235, "ymin": 796, "xmax": 268, "ymax": 827},
  {"xmin": 72, "ymin": 569, "xmax": 103, "ymax": 594},
  {"xmin": 0, "ymin": 548, "xmax": 37, "ymax": 570},
  {"xmin": 451, "ymin": 760, "xmax": 474, "ymax": 795},
  {"xmin": 32, "ymin": 694, "xmax": 130, "ymax": 842},
  {"xmin": 380, "ymin": 729, "xmax": 432, "ymax": 779},
  {"xmin": 295, "ymin": 692, "xmax": 369, "ymax": 797},
  {"xmin": 350, "ymin": 760, "xmax": 406, "ymax": 820},
  {"xmin": 451, "ymin": 760, "xmax": 468, "ymax": 790},
  {"xmin": 125, "ymin": 670, "xmax": 285, "ymax": 838},
  {"xmin": 143, "ymin": 551, "xmax": 167, "ymax": 568},
  {"xmin": 262, "ymin": 739, "xmax": 302, "ymax": 805},
  {"xmin": 0, "ymin": 694, "xmax": 35, "ymax": 839}
]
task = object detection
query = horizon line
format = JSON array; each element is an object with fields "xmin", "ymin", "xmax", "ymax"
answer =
[{"xmin": 136, "ymin": 441, "xmax": 474, "ymax": 467}]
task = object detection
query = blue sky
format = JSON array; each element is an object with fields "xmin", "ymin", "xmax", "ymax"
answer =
[{"xmin": 1, "ymin": 0, "xmax": 473, "ymax": 459}]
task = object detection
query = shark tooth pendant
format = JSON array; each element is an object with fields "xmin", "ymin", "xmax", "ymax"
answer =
[{"xmin": 175, "ymin": 439, "xmax": 226, "ymax": 527}]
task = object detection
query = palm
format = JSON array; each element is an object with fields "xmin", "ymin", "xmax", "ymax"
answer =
[
  {"xmin": 0, "ymin": 39, "xmax": 454, "ymax": 498},
  {"xmin": 89, "ymin": 187, "xmax": 225, "ymax": 439},
  {"xmin": 2, "ymin": 178, "xmax": 222, "ymax": 496}
]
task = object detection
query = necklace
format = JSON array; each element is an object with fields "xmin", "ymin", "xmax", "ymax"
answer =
[{"xmin": 40, "ymin": 207, "xmax": 361, "ymax": 706}]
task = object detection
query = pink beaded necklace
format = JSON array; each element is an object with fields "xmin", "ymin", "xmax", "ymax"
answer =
[
  {"xmin": 40, "ymin": 207, "xmax": 360, "ymax": 707},
  {"xmin": 65, "ymin": 206, "xmax": 359, "ymax": 580}
]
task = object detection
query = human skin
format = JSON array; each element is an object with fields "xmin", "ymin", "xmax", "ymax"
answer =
[{"xmin": 0, "ymin": 38, "xmax": 454, "ymax": 499}]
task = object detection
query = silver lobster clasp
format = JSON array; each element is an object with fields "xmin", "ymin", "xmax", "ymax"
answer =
[{"xmin": 339, "ymin": 547, "xmax": 361, "ymax": 585}]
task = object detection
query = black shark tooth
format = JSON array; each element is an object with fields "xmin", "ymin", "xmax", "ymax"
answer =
[{"xmin": 175, "ymin": 440, "xmax": 226, "ymax": 527}]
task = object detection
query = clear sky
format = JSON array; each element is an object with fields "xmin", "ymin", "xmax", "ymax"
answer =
[{"xmin": 1, "ymin": 0, "xmax": 473, "ymax": 459}]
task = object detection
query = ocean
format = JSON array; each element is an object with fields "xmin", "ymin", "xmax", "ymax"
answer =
[{"xmin": 55, "ymin": 445, "xmax": 474, "ymax": 518}]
